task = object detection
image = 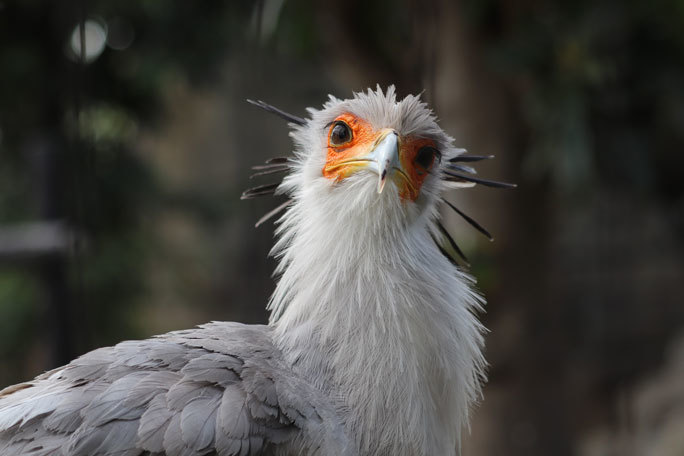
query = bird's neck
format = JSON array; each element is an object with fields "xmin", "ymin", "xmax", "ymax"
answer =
[{"xmin": 268, "ymin": 185, "xmax": 485, "ymax": 454}]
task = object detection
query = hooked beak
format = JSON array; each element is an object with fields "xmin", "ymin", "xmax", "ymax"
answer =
[{"xmin": 365, "ymin": 129, "xmax": 400, "ymax": 193}]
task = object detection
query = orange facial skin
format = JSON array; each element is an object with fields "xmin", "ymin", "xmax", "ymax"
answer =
[
  {"xmin": 322, "ymin": 113, "xmax": 376, "ymax": 181},
  {"xmin": 397, "ymin": 137, "xmax": 436, "ymax": 200},
  {"xmin": 322, "ymin": 113, "xmax": 438, "ymax": 201}
]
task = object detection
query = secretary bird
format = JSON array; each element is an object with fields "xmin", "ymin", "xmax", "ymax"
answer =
[{"xmin": 0, "ymin": 86, "xmax": 514, "ymax": 455}]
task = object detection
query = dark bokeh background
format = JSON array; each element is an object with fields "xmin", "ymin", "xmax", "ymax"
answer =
[{"xmin": 1, "ymin": 0, "xmax": 683, "ymax": 454}]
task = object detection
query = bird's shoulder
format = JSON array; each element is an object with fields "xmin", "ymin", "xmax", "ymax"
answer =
[{"xmin": 0, "ymin": 321, "xmax": 351, "ymax": 456}]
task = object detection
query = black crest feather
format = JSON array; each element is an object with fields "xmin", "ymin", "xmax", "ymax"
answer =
[{"xmin": 247, "ymin": 99, "xmax": 306, "ymax": 126}]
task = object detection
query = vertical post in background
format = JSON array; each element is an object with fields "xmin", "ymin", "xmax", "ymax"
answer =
[
  {"xmin": 34, "ymin": 0, "xmax": 74, "ymax": 368},
  {"xmin": 31, "ymin": 137, "xmax": 73, "ymax": 367}
]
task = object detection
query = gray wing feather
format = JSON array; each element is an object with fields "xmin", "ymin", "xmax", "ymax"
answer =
[
  {"xmin": 7, "ymin": 423, "xmax": 65, "ymax": 456},
  {"xmin": 66, "ymin": 419, "xmax": 140, "ymax": 456},
  {"xmin": 162, "ymin": 414, "xmax": 198, "ymax": 456},
  {"xmin": 0, "ymin": 381, "xmax": 71, "ymax": 431},
  {"xmin": 81, "ymin": 372, "xmax": 149, "ymax": 427},
  {"xmin": 0, "ymin": 322, "xmax": 353, "ymax": 456},
  {"xmin": 58, "ymin": 347, "xmax": 116, "ymax": 380},
  {"xmin": 137, "ymin": 394, "xmax": 173, "ymax": 453},
  {"xmin": 43, "ymin": 382, "xmax": 109, "ymax": 433},
  {"xmin": 179, "ymin": 395, "xmax": 220, "ymax": 452},
  {"xmin": 166, "ymin": 381, "xmax": 221, "ymax": 412},
  {"xmin": 181, "ymin": 353, "xmax": 241, "ymax": 386},
  {"xmin": 124, "ymin": 371, "xmax": 182, "ymax": 408},
  {"xmin": 215, "ymin": 386, "xmax": 251, "ymax": 456}
]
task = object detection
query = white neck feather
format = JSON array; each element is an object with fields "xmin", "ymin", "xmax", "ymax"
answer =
[{"xmin": 268, "ymin": 176, "xmax": 486, "ymax": 456}]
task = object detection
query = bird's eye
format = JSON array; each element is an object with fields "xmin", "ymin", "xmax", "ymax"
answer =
[
  {"xmin": 414, "ymin": 146, "xmax": 440, "ymax": 171},
  {"xmin": 329, "ymin": 121, "xmax": 353, "ymax": 147}
]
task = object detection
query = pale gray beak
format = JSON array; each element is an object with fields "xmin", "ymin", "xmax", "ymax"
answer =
[{"xmin": 365, "ymin": 130, "xmax": 400, "ymax": 194}]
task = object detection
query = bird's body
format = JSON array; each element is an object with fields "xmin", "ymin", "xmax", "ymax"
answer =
[
  {"xmin": 0, "ymin": 87, "xmax": 508, "ymax": 455},
  {"xmin": 0, "ymin": 323, "xmax": 349, "ymax": 455}
]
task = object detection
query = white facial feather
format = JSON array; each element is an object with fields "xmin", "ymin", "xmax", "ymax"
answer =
[{"xmin": 268, "ymin": 86, "xmax": 487, "ymax": 456}]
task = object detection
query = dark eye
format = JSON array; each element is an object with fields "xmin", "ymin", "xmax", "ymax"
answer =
[
  {"xmin": 329, "ymin": 121, "xmax": 353, "ymax": 146},
  {"xmin": 414, "ymin": 146, "xmax": 440, "ymax": 171}
]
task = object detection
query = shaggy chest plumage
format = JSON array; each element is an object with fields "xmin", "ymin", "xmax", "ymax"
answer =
[
  {"xmin": 275, "ymin": 203, "xmax": 481, "ymax": 455},
  {"xmin": 260, "ymin": 87, "xmax": 493, "ymax": 455},
  {"xmin": 271, "ymin": 185, "xmax": 484, "ymax": 454}
]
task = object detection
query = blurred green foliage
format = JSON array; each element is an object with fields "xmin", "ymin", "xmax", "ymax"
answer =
[{"xmin": 0, "ymin": 270, "xmax": 40, "ymax": 355}]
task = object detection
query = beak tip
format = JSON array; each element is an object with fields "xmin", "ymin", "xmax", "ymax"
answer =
[{"xmin": 377, "ymin": 178, "xmax": 387, "ymax": 194}]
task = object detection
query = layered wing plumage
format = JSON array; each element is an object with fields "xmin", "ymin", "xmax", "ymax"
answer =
[{"xmin": 0, "ymin": 322, "xmax": 350, "ymax": 456}]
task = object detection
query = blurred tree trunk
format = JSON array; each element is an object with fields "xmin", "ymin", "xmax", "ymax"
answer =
[{"xmin": 430, "ymin": 2, "xmax": 568, "ymax": 455}]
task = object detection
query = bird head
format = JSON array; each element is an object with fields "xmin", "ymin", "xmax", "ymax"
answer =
[
  {"xmin": 300, "ymin": 87, "xmax": 450, "ymax": 212},
  {"xmin": 280, "ymin": 87, "xmax": 458, "ymax": 228},
  {"xmin": 244, "ymin": 86, "xmax": 514, "ymax": 264}
]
